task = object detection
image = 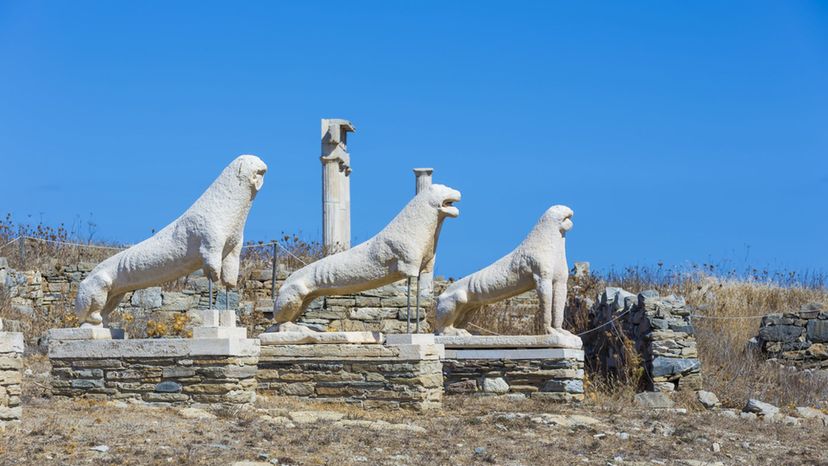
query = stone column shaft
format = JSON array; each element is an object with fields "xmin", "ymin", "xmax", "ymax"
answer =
[
  {"xmin": 321, "ymin": 119, "xmax": 355, "ymax": 254},
  {"xmin": 413, "ymin": 168, "xmax": 435, "ymax": 298}
]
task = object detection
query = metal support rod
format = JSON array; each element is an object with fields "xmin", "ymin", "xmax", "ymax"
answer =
[
  {"xmin": 271, "ymin": 243, "xmax": 277, "ymax": 300},
  {"xmin": 208, "ymin": 280, "xmax": 213, "ymax": 310},
  {"xmin": 17, "ymin": 233, "xmax": 25, "ymax": 268},
  {"xmin": 406, "ymin": 277, "xmax": 412, "ymax": 333},
  {"xmin": 415, "ymin": 275, "xmax": 421, "ymax": 334}
]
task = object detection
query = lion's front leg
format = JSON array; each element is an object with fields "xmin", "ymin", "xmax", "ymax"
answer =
[
  {"xmin": 200, "ymin": 241, "xmax": 224, "ymax": 283},
  {"xmin": 551, "ymin": 278, "xmax": 567, "ymax": 330},
  {"xmin": 535, "ymin": 275, "xmax": 556, "ymax": 333},
  {"xmin": 220, "ymin": 241, "xmax": 243, "ymax": 288}
]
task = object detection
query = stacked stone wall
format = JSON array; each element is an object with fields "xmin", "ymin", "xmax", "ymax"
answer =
[
  {"xmin": 442, "ymin": 354, "xmax": 585, "ymax": 401},
  {"xmin": 0, "ymin": 332, "xmax": 23, "ymax": 428},
  {"xmin": 48, "ymin": 339, "xmax": 259, "ymax": 406},
  {"xmin": 590, "ymin": 288, "xmax": 701, "ymax": 392},
  {"xmin": 257, "ymin": 344, "xmax": 442, "ymax": 410},
  {"xmin": 757, "ymin": 303, "xmax": 828, "ymax": 367}
]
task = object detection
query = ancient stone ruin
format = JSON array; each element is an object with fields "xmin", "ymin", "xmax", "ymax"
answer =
[{"xmin": 756, "ymin": 303, "xmax": 828, "ymax": 367}]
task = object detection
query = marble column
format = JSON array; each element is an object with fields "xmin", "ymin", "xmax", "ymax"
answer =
[
  {"xmin": 414, "ymin": 168, "xmax": 435, "ymax": 298},
  {"xmin": 413, "ymin": 168, "xmax": 433, "ymax": 195},
  {"xmin": 321, "ymin": 119, "xmax": 355, "ymax": 254}
]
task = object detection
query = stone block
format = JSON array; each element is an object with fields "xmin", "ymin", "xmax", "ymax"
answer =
[
  {"xmin": 444, "ymin": 348, "xmax": 584, "ymax": 361},
  {"xmin": 0, "ymin": 332, "xmax": 24, "ymax": 353},
  {"xmin": 541, "ymin": 379, "xmax": 584, "ymax": 394},
  {"xmin": 131, "ymin": 287, "xmax": 163, "ymax": 309},
  {"xmin": 161, "ymin": 292, "xmax": 193, "ymax": 311},
  {"xmin": 259, "ymin": 331, "xmax": 383, "ymax": 346},
  {"xmin": 386, "ymin": 334, "xmax": 435, "ymax": 345},
  {"xmin": 155, "ymin": 381, "xmax": 183, "ymax": 393},
  {"xmin": 435, "ymin": 334, "xmax": 583, "ymax": 349},
  {"xmin": 807, "ymin": 320, "xmax": 828, "ymax": 343},
  {"xmin": 192, "ymin": 327, "xmax": 247, "ymax": 339},
  {"xmin": 349, "ymin": 307, "xmax": 398, "ymax": 320},
  {"xmin": 48, "ymin": 327, "xmax": 124, "ymax": 341},
  {"xmin": 651, "ymin": 357, "xmax": 700, "ymax": 377},
  {"xmin": 759, "ymin": 325, "xmax": 804, "ymax": 343},
  {"xmin": 394, "ymin": 344, "xmax": 444, "ymax": 360}
]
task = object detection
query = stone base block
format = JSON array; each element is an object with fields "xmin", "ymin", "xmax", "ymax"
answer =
[
  {"xmin": 436, "ymin": 334, "xmax": 583, "ymax": 349},
  {"xmin": 48, "ymin": 327, "xmax": 125, "ymax": 341},
  {"xmin": 0, "ymin": 332, "xmax": 24, "ymax": 428},
  {"xmin": 257, "ymin": 342, "xmax": 442, "ymax": 410},
  {"xmin": 192, "ymin": 326, "xmax": 248, "ymax": 339},
  {"xmin": 258, "ymin": 331, "xmax": 384, "ymax": 345},
  {"xmin": 442, "ymin": 347, "xmax": 585, "ymax": 400},
  {"xmin": 49, "ymin": 337, "xmax": 259, "ymax": 406}
]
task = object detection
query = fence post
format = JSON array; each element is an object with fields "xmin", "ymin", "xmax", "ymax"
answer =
[
  {"xmin": 271, "ymin": 243, "xmax": 277, "ymax": 300},
  {"xmin": 17, "ymin": 230, "xmax": 25, "ymax": 269}
]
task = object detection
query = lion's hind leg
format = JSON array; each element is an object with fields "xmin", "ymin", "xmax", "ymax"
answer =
[
  {"xmin": 75, "ymin": 275, "xmax": 111, "ymax": 327},
  {"xmin": 273, "ymin": 280, "xmax": 311, "ymax": 324}
]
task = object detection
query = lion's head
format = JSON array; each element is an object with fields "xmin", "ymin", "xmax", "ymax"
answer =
[
  {"xmin": 232, "ymin": 155, "xmax": 268, "ymax": 192},
  {"xmin": 425, "ymin": 184, "xmax": 462, "ymax": 218},
  {"xmin": 543, "ymin": 205, "xmax": 574, "ymax": 233}
]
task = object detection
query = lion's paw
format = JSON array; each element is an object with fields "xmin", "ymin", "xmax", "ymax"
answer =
[
  {"xmin": 437, "ymin": 326, "xmax": 473, "ymax": 337},
  {"xmin": 274, "ymin": 322, "xmax": 317, "ymax": 334}
]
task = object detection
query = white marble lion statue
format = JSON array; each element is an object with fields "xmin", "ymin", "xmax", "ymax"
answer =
[
  {"xmin": 74, "ymin": 155, "xmax": 268, "ymax": 327},
  {"xmin": 435, "ymin": 205, "xmax": 575, "ymax": 338},
  {"xmin": 273, "ymin": 184, "xmax": 461, "ymax": 329}
]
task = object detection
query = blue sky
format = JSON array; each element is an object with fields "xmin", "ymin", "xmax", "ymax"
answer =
[{"xmin": 1, "ymin": 2, "xmax": 826, "ymax": 278}]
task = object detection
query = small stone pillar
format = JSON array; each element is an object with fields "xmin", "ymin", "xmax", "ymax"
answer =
[
  {"xmin": 0, "ymin": 324, "xmax": 24, "ymax": 428},
  {"xmin": 413, "ymin": 168, "xmax": 435, "ymax": 298},
  {"xmin": 321, "ymin": 119, "xmax": 355, "ymax": 254},
  {"xmin": 413, "ymin": 168, "xmax": 433, "ymax": 194}
]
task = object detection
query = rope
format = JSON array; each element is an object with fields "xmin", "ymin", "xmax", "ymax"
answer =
[
  {"xmin": 465, "ymin": 322, "xmax": 503, "ymax": 336},
  {"xmin": 0, "ymin": 237, "xmax": 19, "ymax": 251},
  {"xmin": 576, "ymin": 308, "xmax": 632, "ymax": 337},
  {"xmin": 7, "ymin": 235, "xmax": 311, "ymax": 266},
  {"xmin": 688, "ymin": 313, "xmax": 767, "ymax": 320},
  {"xmin": 241, "ymin": 241, "xmax": 309, "ymax": 266},
  {"xmin": 19, "ymin": 235, "xmax": 127, "ymax": 250}
]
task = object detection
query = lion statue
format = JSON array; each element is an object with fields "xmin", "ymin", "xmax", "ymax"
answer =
[
  {"xmin": 435, "ymin": 205, "xmax": 575, "ymax": 339},
  {"xmin": 74, "ymin": 155, "xmax": 268, "ymax": 327},
  {"xmin": 273, "ymin": 184, "xmax": 461, "ymax": 329}
]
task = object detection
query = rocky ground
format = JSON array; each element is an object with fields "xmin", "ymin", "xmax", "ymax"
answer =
[{"xmin": 1, "ymin": 358, "xmax": 826, "ymax": 465}]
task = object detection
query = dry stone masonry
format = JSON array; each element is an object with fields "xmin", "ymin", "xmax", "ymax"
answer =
[
  {"xmin": 257, "ymin": 334, "xmax": 444, "ymax": 410},
  {"xmin": 0, "ymin": 328, "xmax": 24, "ymax": 429},
  {"xmin": 591, "ymin": 288, "xmax": 701, "ymax": 392},
  {"xmin": 757, "ymin": 303, "xmax": 828, "ymax": 367},
  {"xmin": 48, "ymin": 335, "xmax": 260, "ymax": 405},
  {"xmin": 438, "ymin": 335, "xmax": 585, "ymax": 400}
]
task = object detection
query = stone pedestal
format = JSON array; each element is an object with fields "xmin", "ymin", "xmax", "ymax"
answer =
[
  {"xmin": 0, "ymin": 331, "xmax": 24, "ymax": 429},
  {"xmin": 257, "ymin": 331, "xmax": 444, "ymax": 410},
  {"xmin": 437, "ymin": 335, "xmax": 585, "ymax": 401},
  {"xmin": 48, "ymin": 329, "xmax": 259, "ymax": 406}
]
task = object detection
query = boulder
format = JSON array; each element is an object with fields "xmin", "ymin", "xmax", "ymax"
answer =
[
  {"xmin": 697, "ymin": 390, "xmax": 720, "ymax": 409},
  {"xmin": 482, "ymin": 377, "xmax": 510, "ymax": 394},
  {"xmin": 651, "ymin": 357, "xmax": 700, "ymax": 377},
  {"xmin": 743, "ymin": 399, "xmax": 779, "ymax": 417},
  {"xmin": 635, "ymin": 391, "xmax": 674, "ymax": 409}
]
